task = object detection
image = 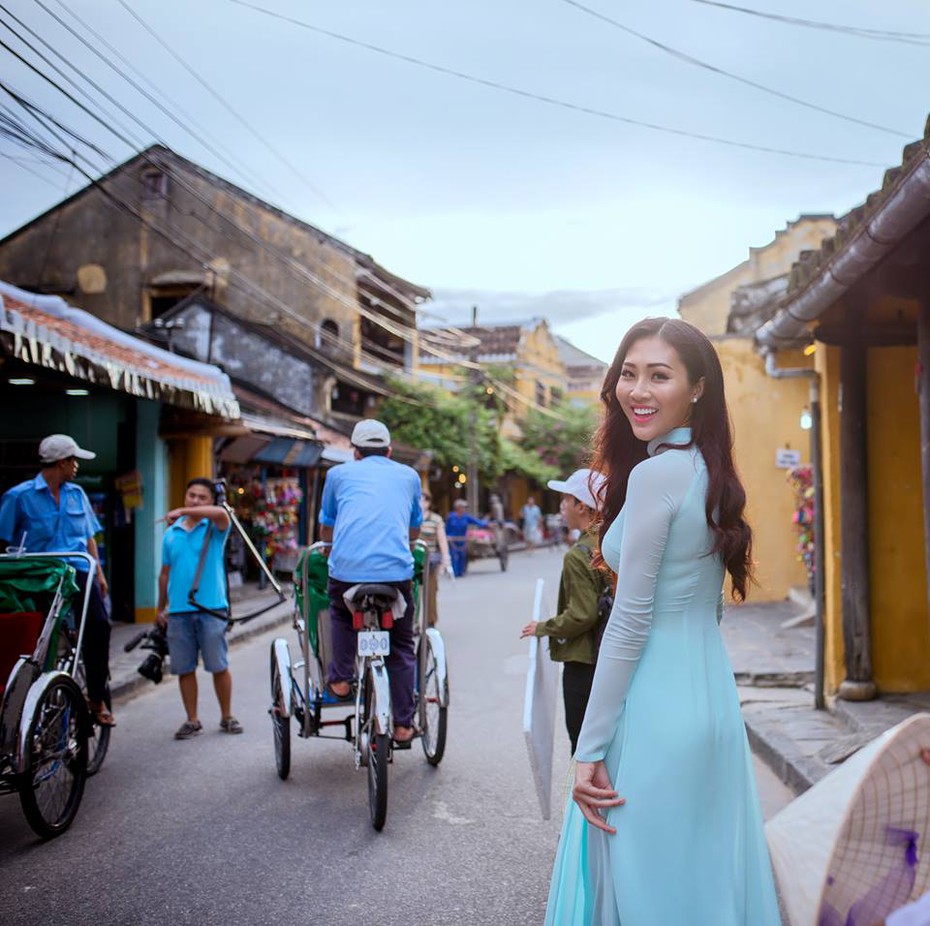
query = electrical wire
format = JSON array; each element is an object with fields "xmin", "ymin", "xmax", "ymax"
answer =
[
  {"xmin": 16, "ymin": 1, "xmax": 432, "ymax": 331},
  {"xmin": 691, "ymin": 1, "xmax": 930, "ymax": 47},
  {"xmin": 115, "ymin": 0, "xmax": 339, "ymax": 211},
  {"xmin": 2, "ymin": 80, "xmax": 477, "ymax": 396},
  {"xmin": 559, "ymin": 0, "xmax": 910, "ymax": 138},
  {"xmin": 0, "ymin": 16, "xmax": 439, "ymax": 358},
  {"xmin": 1, "ymin": 54, "xmax": 567, "ymax": 419},
  {"xmin": 29, "ymin": 0, "xmax": 281, "ymax": 202},
  {"xmin": 224, "ymin": 0, "xmax": 887, "ymax": 167}
]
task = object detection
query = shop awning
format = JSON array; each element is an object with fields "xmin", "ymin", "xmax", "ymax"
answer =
[
  {"xmin": 252, "ymin": 437, "xmax": 323, "ymax": 467},
  {"xmin": 218, "ymin": 414, "xmax": 324, "ymax": 468},
  {"xmin": 0, "ymin": 281, "xmax": 240, "ymax": 418}
]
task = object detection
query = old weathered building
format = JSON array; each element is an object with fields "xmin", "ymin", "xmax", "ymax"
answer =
[{"xmin": 0, "ymin": 144, "xmax": 429, "ymax": 430}]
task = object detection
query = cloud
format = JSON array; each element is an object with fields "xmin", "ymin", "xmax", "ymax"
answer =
[{"xmin": 423, "ymin": 286, "xmax": 675, "ymax": 328}]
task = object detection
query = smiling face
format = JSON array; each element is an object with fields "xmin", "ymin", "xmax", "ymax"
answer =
[{"xmin": 615, "ymin": 335, "xmax": 704, "ymax": 443}]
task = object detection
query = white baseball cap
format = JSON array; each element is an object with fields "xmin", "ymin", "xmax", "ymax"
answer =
[
  {"xmin": 39, "ymin": 434, "xmax": 96, "ymax": 463},
  {"xmin": 351, "ymin": 419, "xmax": 391, "ymax": 448},
  {"xmin": 547, "ymin": 468, "xmax": 606, "ymax": 511}
]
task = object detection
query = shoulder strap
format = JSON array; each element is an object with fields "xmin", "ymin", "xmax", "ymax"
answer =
[
  {"xmin": 188, "ymin": 522, "xmax": 226, "ymax": 620},
  {"xmin": 190, "ymin": 522, "xmax": 212, "ymax": 598}
]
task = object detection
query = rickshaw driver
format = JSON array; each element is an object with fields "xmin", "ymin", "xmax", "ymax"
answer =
[{"xmin": 318, "ymin": 419, "xmax": 422, "ymax": 748}]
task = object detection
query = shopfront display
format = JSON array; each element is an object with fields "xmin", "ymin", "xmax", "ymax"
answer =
[{"xmin": 221, "ymin": 465, "xmax": 305, "ymax": 577}]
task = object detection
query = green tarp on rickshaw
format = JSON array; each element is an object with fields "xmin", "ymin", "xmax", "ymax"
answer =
[
  {"xmin": 0, "ymin": 559, "xmax": 79, "ymax": 613},
  {"xmin": 293, "ymin": 545, "xmax": 427, "ymax": 656}
]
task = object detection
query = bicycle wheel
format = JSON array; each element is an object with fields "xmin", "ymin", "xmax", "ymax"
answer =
[
  {"xmin": 73, "ymin": 663, "xmax": 110, "ymax": 777},
  {"xmin": 19, "ymin": 675, "xmax": 88, "ymax": 839},
  {"xmin": 420, "ymin": 639, "xmax": 448, "ymax": 766},
  {"xmin": 86, "ymin": 698, "xmax": 111, "ymax": 777},
  {"xmin": 363, "ymin": 668, "xmax": 388, "ymax": 830},
  {"xmin": 270, "ymin": 654, "xmax": 291, "ymax": 780}
]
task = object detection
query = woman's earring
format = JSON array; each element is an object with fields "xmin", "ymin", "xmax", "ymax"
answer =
[{"xmin": 691, "ymin": 396, "xmax": 698, "ymax": 404}]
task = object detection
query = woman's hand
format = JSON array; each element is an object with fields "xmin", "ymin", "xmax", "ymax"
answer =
[
  {"xmin": 573, "ymin": 760, "xmax": 624, "ymax": 834},
  {"xmin": 520, "ymin": 620, "xmax": 538, "ymax": 639}
]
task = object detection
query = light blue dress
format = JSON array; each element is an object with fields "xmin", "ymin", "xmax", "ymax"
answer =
[{"xmin": 544, "ymin": 428, "xmax": 781, "ymax": 925}]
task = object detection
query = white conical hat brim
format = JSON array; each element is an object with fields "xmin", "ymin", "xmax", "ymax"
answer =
[{"xmin": 765, "ymin": 713, "xmax": 930, "ymax": 926}]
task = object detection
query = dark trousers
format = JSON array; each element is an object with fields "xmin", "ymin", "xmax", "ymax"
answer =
[
  {"xmin": 327, "ymin": 577, "xmax": 417, "ymax": 727},
  {"xmin": 73, "ymin": 570, "xmax": 111, "ymax": 703},
  {"xmin": 562, "ymin": 661, "xmax": 596, "ymax": 755}
]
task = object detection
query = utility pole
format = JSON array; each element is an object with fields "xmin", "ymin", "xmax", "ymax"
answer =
[{"xmin": 467, "ymin": 305, "xmax": 480, "ymax": 512}]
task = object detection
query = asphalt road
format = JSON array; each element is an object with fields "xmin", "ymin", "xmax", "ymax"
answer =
[{"xmin": 0, "ymin": 545, "xmax": 793, "ymax": 926}]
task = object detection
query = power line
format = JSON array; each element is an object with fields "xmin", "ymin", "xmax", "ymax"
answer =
[
  {"xmin": 1, "ymin": 65, "xmax": 566, "ymax": 416},
  {"xmin": 691, "ymin": 1, "xmax": 930, "ymax": 46},
  {"xmin": 2, "ymin": 12, "xmax": 429, "ymax": 342},
  {"xmin": 28, "ymin": 0, "xmax": 281, "ymax": 202},
  {"xmin": 559, "ymin": 0, "xmax": 910, "ymax": 138},
  {"xmin": 115, "ymin": 0, "xmax": 339, "ymax": 212},
  {"xmin": 1, "ymin": 82, "xmax": 475, "ymax": 393},
  {"xmin": 225, "ymin": 0, "xmax": 886, "ymax": 168}
]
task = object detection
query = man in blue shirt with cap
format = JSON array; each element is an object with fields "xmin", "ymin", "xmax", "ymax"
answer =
[
  {"xmin": 0, "ymin": 434, "xmax": 114, "ymax": 726},
  {"xmin": 319, "ymin": 419, "xmax": 422, "ymax": 747}
]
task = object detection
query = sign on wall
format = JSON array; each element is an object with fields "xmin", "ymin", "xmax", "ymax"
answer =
[{"xmin": 775, "ymin": 448, "xmax": 802, "ymax": 469}]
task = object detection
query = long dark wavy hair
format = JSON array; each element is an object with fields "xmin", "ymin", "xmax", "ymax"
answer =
[{"xmin": 592, "ymin": 317, "xmax": 753, "ymax": 601}]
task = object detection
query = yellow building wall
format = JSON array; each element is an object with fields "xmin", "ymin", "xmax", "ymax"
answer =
[
  {"xmin": 679, "ymin": 264, "xmax": 752, "ymax": 336},
  {"xmin": 750, "ymin": 218, "xmax": 836, "ymax": 281},
  {"xmin": 167, "ymin": 437, "xmax": 215, "ymax": 508},
  {"xmin": 679, "ymin": 217, "xmax": 837, "ymax": 336},
  {"xmin": 515, "ymin": 324, "xmax": 567, "ymax": 411},
  {"xmin": 717, "ymin": 339, "xmax": 811, "ymax": 602},
  {"xmin": 817, "ymin": 344, "xmax": 845, "ymax": 694},
  {"xmin": 865, "ymin": 346, "xmax": 930, "ymax": 691}
]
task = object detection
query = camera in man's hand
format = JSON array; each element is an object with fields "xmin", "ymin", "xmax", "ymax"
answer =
[{"xmin": 123, "ymin": 625, "xmax": 170, "ymax": 684}]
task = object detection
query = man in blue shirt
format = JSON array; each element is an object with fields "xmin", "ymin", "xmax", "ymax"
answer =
[
  {"xmin": 319, "ymin": 419, "xmax": 422, "ymax": 747},
  {"xmin": 157, "ymin": 477, "xmax": 241, "ymax": 740},
  {"xmin": 445, "ymin": 499, "xmax": 488, "ymax": 577},
  {"xmin": 0, "ymin": 434, "xmax": 114, "ymax": 726}
]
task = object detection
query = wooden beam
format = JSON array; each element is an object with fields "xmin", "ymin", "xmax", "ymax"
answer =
[{"xmin": 837, "ymin": 333, "xmax": 877, "ymax": 700}]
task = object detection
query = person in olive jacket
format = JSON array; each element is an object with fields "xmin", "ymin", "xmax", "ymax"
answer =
[{"xmin": 520, "ymin": 467, "xmax": 609, "ymax": 755}]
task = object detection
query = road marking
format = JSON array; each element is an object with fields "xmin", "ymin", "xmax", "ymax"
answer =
[{"xmin": 432, "ymin": 801, "xmax": 472, "ymax": 825}]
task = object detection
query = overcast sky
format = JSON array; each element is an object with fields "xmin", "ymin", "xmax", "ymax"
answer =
[{"xmin": 2, "ymin": 0, "xmax": 929, "ymax": 361}]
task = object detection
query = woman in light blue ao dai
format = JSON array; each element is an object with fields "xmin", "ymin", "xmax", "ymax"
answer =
[{"xmin": 544, "ymin": 318, "xmax": 781, "ymax": 925}]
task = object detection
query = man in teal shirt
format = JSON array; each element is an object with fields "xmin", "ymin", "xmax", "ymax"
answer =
[{"xmin": 157, "ymin": 477, "xmax": 240, "ymax": 740}]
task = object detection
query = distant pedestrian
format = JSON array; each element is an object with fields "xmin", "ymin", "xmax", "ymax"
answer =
[
  {"xmin": 521, "ymin": 496, "xmax": 542, "ymax": 551},
  {"xmin": 419, "ymin": 491, "xmax": 452, "ymax": 626},
  {"xmin": 157, "ymin": 477, "xmax": 242, "ymax": 740},
  {"xmin": 0, "ymin": 434, "xmax": 115, "ymax": 726},
  {"xmin": 445, "ymin": 499, "xmax": 487, "ymax": 578},
  {"xmin": 520, "ymin": 468, "xmax": 608, "ymax": 754},
  {"xmin": 543, "ymin": 317, "xmax": 780, "ymax": 924}
]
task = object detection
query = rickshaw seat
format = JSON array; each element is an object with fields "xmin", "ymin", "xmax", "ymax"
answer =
[
  {"xmin": 347, "ymin": 584, "xmax": 399, "ymax": 609},
  {"xmin": 0, "ymin": 611, "xmax": 43, "ymax": 696}
]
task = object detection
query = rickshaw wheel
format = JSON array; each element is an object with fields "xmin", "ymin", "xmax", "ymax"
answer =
[
  {"xmin": 420, "ymin": 639, "xmax": 448, "ymax": 766},
  {"xmin": 363, "ymin": 670, "xmax": 388, "ymax": 830},
  {"xmin": 270, "ymin": 656, "xmax": 291, "ymax": 780},
  {"xmin": 86, "ymin": 708, "xmax": 112, "ymax": 777},
  {"xmin": 74, "ymin": 665, "xmax": 110, "ymax": 777},
  {"xmin": 19, "ymin": 675, "xmax": 88, "ymax": 839}
]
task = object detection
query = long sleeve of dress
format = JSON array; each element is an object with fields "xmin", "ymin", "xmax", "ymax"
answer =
[{"xmin": 574, "ymin": 450, "xmax": 699, "ymax": 762}]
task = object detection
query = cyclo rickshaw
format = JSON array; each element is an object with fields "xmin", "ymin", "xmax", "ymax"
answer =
[
  {"xmin": 268, "ymin": 540, "xmax": 449, "ymax": 830},
  {"xmin": 0, "ymin": 550, "xmax": 109, "ymax": 838}
]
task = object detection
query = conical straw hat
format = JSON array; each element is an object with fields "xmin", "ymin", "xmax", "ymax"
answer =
[{"xmin": 765, "ymin": 713, "xmax": 930, "ymax": 926}]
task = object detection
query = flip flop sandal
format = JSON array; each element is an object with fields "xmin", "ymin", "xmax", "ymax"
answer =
[{"xmin": 89, "ymin": 702, "xmax": 117, "ymax": 727}]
